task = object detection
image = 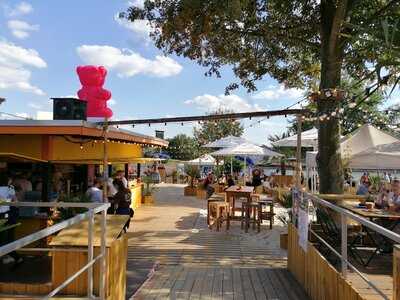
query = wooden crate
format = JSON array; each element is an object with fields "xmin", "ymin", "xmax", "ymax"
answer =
[
  {"xmin": 50, "ymin": 215, "xmax": 129, "ymax": 300},
  {"xmin": 196, "ymin": 188, "xmax": 207, "ymax": 200},
  {"xmin": 288, "ymin": 224, "xmax": 366, "ymax": 300},
  {"xmin": 184, "ymin": 186, "xmax": 196, "ymax": 196}
]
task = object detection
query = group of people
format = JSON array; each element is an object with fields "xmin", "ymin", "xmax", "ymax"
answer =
[
  {"xmin": 200, "ymin": 168, "xmax": 276, "ymax": 198},
  {"xmin": 85, "ymin": 170, "xmax": 133, "ymax": 218}
]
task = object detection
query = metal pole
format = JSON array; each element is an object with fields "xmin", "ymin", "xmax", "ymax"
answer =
[
  {"xmin": 87, "ymin": 209, "xmax": 94, "ymax": 297},
  {"xmin": 341, "ymin": 213, "xmax": 348, "ymax": 278},
  {"xmin": 296, "ymin": 115, "xmax": 302, "ymax": 188},
  {"xmin": 99, "ymin": 209, "xmax": 107, "ymax": 299},
  {"xmin": 230, "ymin": 156, "xmax": 233, "ymax": 176}
]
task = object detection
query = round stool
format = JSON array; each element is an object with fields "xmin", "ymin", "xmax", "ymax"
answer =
[{"xmin": 209, "ymin": 201, "xmax": 230, "ymax": 231}]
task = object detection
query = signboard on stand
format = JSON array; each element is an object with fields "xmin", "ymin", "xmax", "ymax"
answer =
[{"xmin": 292, "ymin": 188, "xmax": 309, "ymax": 252}]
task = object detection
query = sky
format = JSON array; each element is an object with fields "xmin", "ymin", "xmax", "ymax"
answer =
[{"xmin": 0, "ymin": 0, "xmax": 398, "ymax": 145}]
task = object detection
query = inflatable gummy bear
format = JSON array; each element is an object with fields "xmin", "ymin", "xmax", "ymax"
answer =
[{"xmin": 76, "ymin": 65, "xmax": 113, "ymax": 119}]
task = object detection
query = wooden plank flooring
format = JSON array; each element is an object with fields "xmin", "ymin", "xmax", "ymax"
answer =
[{"xmin": 127, "ymin": 184, "xmax": 310, "ymax": 299}]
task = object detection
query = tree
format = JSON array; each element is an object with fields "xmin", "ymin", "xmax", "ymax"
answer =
[
  {"xmin": 166, "ymin": 134, "xmax": 200, "ymax": 160},
  {"xmin": 288, "ymin": 76, "xmax": 397, "ymax": 135},
  {"xmin": 123, "ymin": 0, "xmax": 400, "ymax": 194},
  {"xmin": 193, "ymin": 109, "xmax": 244, "ymax": 146}
]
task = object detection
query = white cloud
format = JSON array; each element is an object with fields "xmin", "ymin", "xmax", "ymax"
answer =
[
  {"xmin": 128, "ymin": 0, "xmax": 145, "ymax": 8},
  {"xmin": 36, "ymin": 111, "xmax": 53, "ymax": 120},
  {"xmin": 28, "ymin": 102, "xmax": 42, "ymax": 109},
  {"xmin": 185, "ymin": 94, "xmax": 262, "ymax": 113},
  {"xmin": 252, "ymin": 85, "xmax": 304, "ymax": 100},
  {"xmin": 76, "ymin": 45, "xmax": 182, "ymax": 78},
  {"xmin": 6, "ymin": 2, "xmax": 33, "ymax": 17},
  {"xmin": 114, "ymin": 15, "xmax": 153, "ymax": 42},
  {"xmin": 8, "ymin": 20, "xmax": 39, "ymax": 39},
  {"xmin": 0, "ymin": 40, "xmax": 47, "ymax": 95}
]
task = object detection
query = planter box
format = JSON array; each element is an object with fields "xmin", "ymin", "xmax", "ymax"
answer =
[
  {"xmin": 196, "ymin": 188, "xmax": 207, "ymax": 200},
  {"xmin": 144, "ymin": 195, "xmax": 155, "ymax": 205},
  {"xmin": 280, "ymin": 233, "xmax": 288, "ymax": 249},
  {"xmin": 184, "ymin": 186, "xmax": 197, "ymax": 196}
]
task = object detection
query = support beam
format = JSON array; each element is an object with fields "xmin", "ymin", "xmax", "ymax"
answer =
[{"xmin": 96, "ymin": 109, "xmax": 308, "ymax": 126}]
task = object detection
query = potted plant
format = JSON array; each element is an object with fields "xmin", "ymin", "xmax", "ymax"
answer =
[
  {"xmin": 276, "ymin": 192, "xmax": 293, "ymax": 250},
  {"xmin": 184, "ymin": 165, "xmax": 199, "ymax": 196},
  {"xmin": 171, "ymin": 170, "xmax": 178, "ymax": 184},
  {"xmin": 142, "ymin": 175, "xmax": 158, "ymax": 205}
]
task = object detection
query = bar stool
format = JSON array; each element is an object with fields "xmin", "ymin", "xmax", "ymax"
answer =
[
  {"xmin": 208, "ymin": 201, "xmax": 230, "ymax": 231},
  {"xmin": 241, "ymin": 201, "xmax": 261, "ymax": 232}
]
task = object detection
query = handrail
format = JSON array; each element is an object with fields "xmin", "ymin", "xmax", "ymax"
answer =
[
  {"xmin": 0, "ymin": 201, "xmax": 110, "ymax": 300},
  {"xmin": 303, "ymin": 191, "xmax": 400, "ymax": 300},
  {"xmin": 306, "ymin": 192, "xmax": 400, "ymax": 243}
]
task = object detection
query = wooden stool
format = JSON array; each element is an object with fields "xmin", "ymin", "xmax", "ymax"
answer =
[
  {"xmin": 258, "ymin": 200, "xmax": 275, "ymax": 230},
  {"xmin": 241, "ymin": 202, "xmax": 260, "ymax": 233},
  {"xmin": 208, "ymin": 201, "xmax": 230, "ymax": 231}
]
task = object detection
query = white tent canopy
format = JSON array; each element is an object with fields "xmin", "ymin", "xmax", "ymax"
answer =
[
  {"xmin": 186, "ymin": 154, "xmax": 216, "ymax": 166},
  {"xmin": 340, "ymin": 124, "xmax": 399, "ymax": 157},
  {"xmin": 349, "ymin": 141, "xmax": 400, "ymax": 169},
  {"xmin": 203, "ymin": 135, "xmax": 251, "ymax": 148},
  {"xmin": 210, "ymin": 143, "xmax": 283, "ymax": 157},
  {"xmin": 306, "ymin": 125, "xmax": 400, "ymax": 170},
  {"xmin": 272, "ymin": 127, "xmax": 318, "ymax": 148}
]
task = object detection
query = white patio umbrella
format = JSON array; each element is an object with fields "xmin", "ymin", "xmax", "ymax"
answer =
[
  {"xmin": 203, "ymin": 135, "xmax": 252, "ymax": 174},
  {"xmin": 210, "ymin": 143, "xmax": 283, "ymax": 176},
  {"xmin": 203, "ymin": 135, "xmax": 251, "ymax": 148},
  {"xmin": 272, "ymin": 127, "xmax": 318, "ymax": 149}
]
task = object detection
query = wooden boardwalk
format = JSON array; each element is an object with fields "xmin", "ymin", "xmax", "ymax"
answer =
[{"xmin": 127, "ymin": 184, "xmax": 309, "ymax": 299}]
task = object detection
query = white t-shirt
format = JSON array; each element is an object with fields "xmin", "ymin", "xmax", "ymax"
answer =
[
  {"xmin": 86, "ymin": 187, "xmax": 103, "ymax": 203},
  {"xmin": 121, "ymin": 177, "xmax": 128, "ymax": 189},
  {"xmin": 0, "ymin": 185, "xmax": 15, "ymax": 214}
]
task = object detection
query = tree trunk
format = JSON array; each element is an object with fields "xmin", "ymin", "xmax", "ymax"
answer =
[{"xmin": 317, "ymin": 0, "xmax": 349, "ymax": 194}]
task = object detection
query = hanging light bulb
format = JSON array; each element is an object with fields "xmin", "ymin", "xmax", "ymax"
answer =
[{"xmin": 80, "ymin": 143, "xmax": 83, "ymax": 150}]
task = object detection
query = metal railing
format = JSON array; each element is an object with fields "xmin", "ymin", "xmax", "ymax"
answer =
[
  {"xmin": 0, "ymin": 201, "xmax": 110, "ymax": 300},
  {"xmin": 303, "ymin": 192, "xmax": 400, "ymax": 300}
]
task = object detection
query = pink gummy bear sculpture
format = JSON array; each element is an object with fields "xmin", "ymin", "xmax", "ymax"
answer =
[{"xmin": 76, "ymin": 65, "xmax": 113, "ymax": 119}]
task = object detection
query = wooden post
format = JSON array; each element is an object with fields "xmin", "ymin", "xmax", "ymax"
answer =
[
  {"xmin": 296, "ymin": 115, "xmax": 302, "ymax": 188},
  {"xmin": 103, "ymin": 121, "xmax": 108, "ymax": 202},
  {"xmin": 394, "ymin": 245, "xmax": 400, "ymax": 299}
]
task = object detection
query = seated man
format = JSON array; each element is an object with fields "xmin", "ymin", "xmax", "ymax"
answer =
[
  {"xmin": 356, "ymin": 182, "xmax": 369, "ymax": 196},
  {"xmin": 203, "ymin": 173, "xmax": 215, "ymax": 198},
  {"xmin": 388, "ymin": 179, "xmax": 400, "ymax": 211}
]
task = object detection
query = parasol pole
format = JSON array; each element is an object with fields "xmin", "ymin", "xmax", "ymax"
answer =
[
  {"xmin": 231, "ymin": 156, "xmax": 233, "ymax": 176},
  {"xmin": 296, "ymin": 115, "xmax": 302, "ymax": 188}
]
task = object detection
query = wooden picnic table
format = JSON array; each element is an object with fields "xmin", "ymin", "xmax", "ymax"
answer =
[{"xmin": 225, "ymin": 185, "xmax": 254, "ymax": 220}]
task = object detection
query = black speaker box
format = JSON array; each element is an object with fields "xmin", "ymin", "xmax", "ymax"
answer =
[{"xmin": 52, "ymin": 98, "xmax": 87, "ymax": 121}]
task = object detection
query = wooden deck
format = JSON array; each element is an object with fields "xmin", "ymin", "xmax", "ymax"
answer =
[{"xmin": 127, "ymin": 184, "xmax": 309, "ymax": 299}]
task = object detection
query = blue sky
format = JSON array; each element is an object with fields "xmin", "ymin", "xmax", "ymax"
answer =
[{"xmin": 0, "ymin": 0, "xmax": 398, "ymax": 144}]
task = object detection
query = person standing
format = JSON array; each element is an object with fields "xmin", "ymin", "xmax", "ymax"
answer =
[
  {"xmin": 113, "ymin": 179, "xmax": 132, "ymax": 229},
  {"xmin": 116, "ymin": 170, "xmax": 128, "ymax": 189},
  {"xmin": 0, "ymin": 173, "xmax": 23, "ymax": 266},
  {"xmin": 85, "ymin": 179, "xmax": 103, "ymax": 203}
]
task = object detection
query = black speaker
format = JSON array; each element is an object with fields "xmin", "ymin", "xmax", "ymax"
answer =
[{"xmin": 52, "ymin": 98, "xmax": 87, "ymax": 121}]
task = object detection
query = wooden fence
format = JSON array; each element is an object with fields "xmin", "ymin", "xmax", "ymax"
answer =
[{"xmin": 288, "ymin": 224, "xmax": 365, "ymax": 300}]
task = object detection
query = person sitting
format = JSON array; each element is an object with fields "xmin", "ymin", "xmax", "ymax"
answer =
[
  {"xmin": 356, "ymin": 182, "xmax": 369, "ymax": 196},
  {"xmin": 203, "ymin": 173, "xmax": 215, "ymax": 198},
  {"xmin": 227, "ymin": 174, "xmax": 235, "ymax": 187},
  {"xmin": 388, "ymin": 179, "xmax": 400, "ymax": 212},
  {"xmin": 375, "ymin": 183, "xmax": 390, "ymax": 209},
  {"xmin": 251, "ymin": 169, "xmax": 262, "ymax": 187},
  {"xmin": 85, "ymin": 179, "xmax": 103, "ymax": 203}
]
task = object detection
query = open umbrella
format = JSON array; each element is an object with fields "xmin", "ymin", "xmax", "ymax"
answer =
[
  {"xmin": 210, "ymin": 143, "xmax": 283, "ymax": 176},
  {"xmin": 203, "ymin": 135, "xmax": 251, "ymax": 148}
]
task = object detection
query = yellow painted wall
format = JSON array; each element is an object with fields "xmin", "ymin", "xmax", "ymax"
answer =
[
  {"xmin": 0, "ymin": 135, "xmax": 43, "ymax": 160},
  {"xmin": 51, "ymin": 137, "xmax": 142, "ymax": 161}
]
